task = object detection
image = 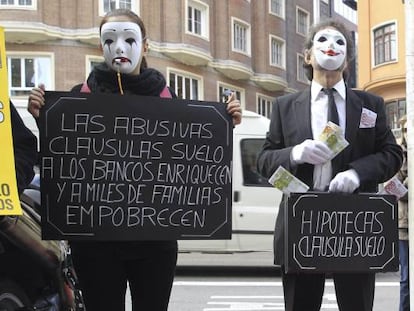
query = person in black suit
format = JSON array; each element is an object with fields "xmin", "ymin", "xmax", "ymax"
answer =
[
  {"xmin": 257, "ymin": 19, "xmax": 403, "ymax": 311},
  {"xmin": 9, "ymin": 101, "xmax": 37, "ymax": 193}
]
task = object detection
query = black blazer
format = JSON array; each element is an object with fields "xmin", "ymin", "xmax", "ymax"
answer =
[
  {"xmin": 10, "ymin": 101, "xmax": 38, "ymax": 193},
  {"xmin": 257, "ymin": 87, "xmax": 403, "ymax": 265}
]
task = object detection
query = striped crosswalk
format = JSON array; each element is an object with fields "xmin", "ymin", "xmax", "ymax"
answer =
[{"xmin": 126, "ymin": 279, "xmax": 399, "ymax": 311}]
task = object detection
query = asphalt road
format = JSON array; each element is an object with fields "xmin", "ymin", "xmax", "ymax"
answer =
[
  {"xmin": 168, "ymin": 271, "xmax": 399, "ymax": 311},
  {"xmin": 125, "ymin": 252, "xmax": 400, "ymax": 311}
]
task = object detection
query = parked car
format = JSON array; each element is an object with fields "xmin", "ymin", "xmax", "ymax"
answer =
[{"xmin": 178, "ymin": 110, "xmax": 282, "ymax": 254}]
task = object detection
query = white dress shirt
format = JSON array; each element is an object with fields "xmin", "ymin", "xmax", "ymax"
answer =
[{"xmin": 311, "ymin": 79, "xmax": 346, "ymax": 190}]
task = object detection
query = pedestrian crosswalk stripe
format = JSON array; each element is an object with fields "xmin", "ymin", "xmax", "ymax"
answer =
[{"xmin": 173, "ymin": 281, "xmax": 398, "ymax": 287}]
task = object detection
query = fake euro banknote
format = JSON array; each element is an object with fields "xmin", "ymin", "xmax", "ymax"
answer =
[
  {"xmin": 379, "ymin": 175, "xmax": 408, "ymax": 200},
  {"xmin": 268, "ymin": 165, "xmax": 309, "ymax": 195},
  {"xmin": 318, "ymin": 121, "xmax": 349, "ymax": 159}
]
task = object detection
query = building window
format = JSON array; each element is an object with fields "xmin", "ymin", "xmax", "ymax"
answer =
[
  {"xmin": 297, "ymin": 54, "xmax": 308, "ymax": 83},
  {"xmin": 296, "ymin": 7, "xmax": 309, "ymax": 36},
  {"xmin": 99, "ymin": 0, "xmax": 138, "ymax": 16},
  {"xmin": 0, "ymin": 0, "xmax": 35, "ymax": 9},
  {"xmin": 169, "ymin": 70, "xmax": 201, "ymax": 100},
  {"xmin": 374, "ymin": 23, "xmax": 397, "ymax": 66},
  {"xmin": 269, "ymin": 0, "xmax": 284, "ymax": 18},
  {"xmin": 86, "ymin": 55, "xmax": 104, "ymax": 77},
  {"xmin": 218, "ymin": 84, "xmax": 244, "ymax": 107},
  {"xmin": 270, "ymin": 36, "xmax": 285, "ymax": 68},
  {"xmin": 186, "ymin": 0, "xmax": 209, "ymax": 39},
  {"xmin": 7, "ymin": 55, "xmax": 52, "ymax": 96},
  {"xmin": 104, "ymin": 0, "xmax": 131, "ymax": 11},
  {"xmin": 386, "ymin": 99, "xmax": 406, "ymax": 130},
  {"xmin": 334, "ymin": 0, "xmax": 357, "ymax": 24},
  {"xmin": 232, "ymin": 18, "xmax": 251, "ymax": 55},
  {"xmin": 257, "ymin": 94, "xmax": 273, "ymax": 118}
]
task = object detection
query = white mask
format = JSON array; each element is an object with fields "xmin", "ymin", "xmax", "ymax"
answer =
[
  {"xmin": 313, "ymin": 28, "xmax": 347, "ymax": 71},
  {"xmin": 100, "ymin": 22, "xmax": 143, "ymax": 74}
]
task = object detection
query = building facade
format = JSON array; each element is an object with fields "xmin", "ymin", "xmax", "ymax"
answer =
[
  {"xmin": 357, "ymin": 0, "xmax": 406, "ymax": 131},
  {"xmin": 0, "ymin": 0, "xmax": 356, "ymax": 133}
]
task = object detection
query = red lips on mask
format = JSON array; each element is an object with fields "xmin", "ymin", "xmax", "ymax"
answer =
[{"xmin": 323, "ymin": 49, "xmax": 339, "ymax": 56}]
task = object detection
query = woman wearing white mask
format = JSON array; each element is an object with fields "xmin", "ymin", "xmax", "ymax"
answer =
[{"xmin": 28, "ymin": 9, "xmax": 241, "ymax": 311}]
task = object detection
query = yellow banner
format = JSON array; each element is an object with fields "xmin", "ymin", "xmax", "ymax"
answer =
[{"xmin": 0, "ymin": 26, "xmax": 22, "ymax": 215}]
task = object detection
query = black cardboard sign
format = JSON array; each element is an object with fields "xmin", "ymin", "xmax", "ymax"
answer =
[
  {"xmin": 40, "ymin": 91, "xmax": 233, "ymax": 241},
  {"xmin": 285, "ymin": 192, "xmax": 398, "ymax": 273}
]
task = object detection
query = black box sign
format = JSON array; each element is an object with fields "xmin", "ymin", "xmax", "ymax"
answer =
[
  {"xmin": 285, "ymin": 192, "xmax": 398, "ymax": 273},
  {"xmin": 40, "ymin": 92, "xmax": 233, "ymax": 241}
]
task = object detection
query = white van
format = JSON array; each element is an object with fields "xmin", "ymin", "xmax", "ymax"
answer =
[{"xmin": 178, "ymin": 110, "xmax": 282, "ymax": 253}]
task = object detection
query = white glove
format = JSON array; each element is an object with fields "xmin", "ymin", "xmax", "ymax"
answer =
[
  {"xmin": 329, "ymin": 169, "xmax": 360, "ymax": 193},
  {"xmin": 291, "ymin": 139, "xmax": 333, "ymax": 165}
]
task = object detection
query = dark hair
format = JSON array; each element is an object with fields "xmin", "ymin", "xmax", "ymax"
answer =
[
  {"xmin": 100, "ymin": 9, "xmax": 148, "ymax": 71},
  {"xmin": 303, "ymin": 18, "xmax": 354, "ymax": 81}
]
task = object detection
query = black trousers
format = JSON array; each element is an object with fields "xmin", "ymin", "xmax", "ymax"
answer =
[
  {"xmin": 282, "ymin": 270, "xmax": 375, "ymax": 311},
  {"xmin": 71, "ymin": 241, "xmax": 177, "ymax": 311}
]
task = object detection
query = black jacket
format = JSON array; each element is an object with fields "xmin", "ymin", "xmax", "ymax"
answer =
[
  {"xmin": 72, "ymin": 62, "xmax": 171, "ymax": 96},
  {"xmin": 257, "ymin": 87, "xmax": 403, "ymax": 265},
  {"xmin": 10, "ymin": 101, "xmax": 37, "ymax": 193},
  {"xmin": 69, "ymin": 62, "xmax": 177, "ymax": 252}
]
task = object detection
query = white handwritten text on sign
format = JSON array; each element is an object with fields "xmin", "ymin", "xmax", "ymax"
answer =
[
  {"xmin": 284, "ymin": 193, "xmax": 398, "ymax": 273},
  {"xmin": 40, "ymin": 92, "xmax": 233, "ymax": 240}
]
